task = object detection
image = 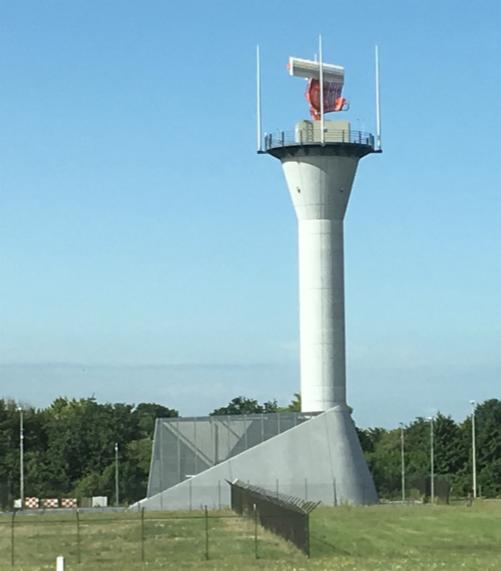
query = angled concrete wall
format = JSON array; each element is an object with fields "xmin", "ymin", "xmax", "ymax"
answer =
[{"xmin": 134, "ymin": 406, "xmax": 378, "ymax": 511}]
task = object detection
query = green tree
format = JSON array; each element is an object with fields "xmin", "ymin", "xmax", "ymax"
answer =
[
  {"xmin": 133, "ymin": 403, "xmax": 178, "ymax": 437},
  {"xmin": 32, "ymin": 397, "xmax": 177, "ymax": 504},
  {"xmin": 360, "ymin": 427, "xmax": 401, "ymax": 498},
  {"xmin": 0, "ymin": 399, "xmax": 22, "ymax": 507},
  {"xmin": 433, "ymin": 413, "xmax": 468, "ymax": 494},
  {"xmin": 360, "ymin": 414, "xmax": 468, "ymax": 500},
  {"xmin": 473, "ymin": 399, "xmax": 501, "ymax": 496},
  {"xmin": 279, "ymin": 393, "xmax": 301, "ymax": 412},
  {"xmin": 210, "ymin": 396, "xmax": 278, "ymax": 416}
]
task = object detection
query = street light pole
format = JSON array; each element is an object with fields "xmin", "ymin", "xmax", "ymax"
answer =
[
  {"xmin": 470, "ymin": 400, "xmax": 477, "ymax": 499},
  {"xmin": 18, "ymin": 407, "xmax": 24, "ymax": 509},
  {"xmin": 399, "ymin": 422, "xmax": 406, "ymax": 502},
  {"xmin": 428, "ymin": 416, "xmax": 434, "ymax": 504},
  {"xmin": 114, "ymin": 442, "xmax": 119, "ymax": 507}
]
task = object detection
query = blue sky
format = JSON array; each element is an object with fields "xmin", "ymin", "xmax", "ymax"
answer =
[{"xmin": 0, "ymin": 1, "xmax": 500, "ymax": 427}]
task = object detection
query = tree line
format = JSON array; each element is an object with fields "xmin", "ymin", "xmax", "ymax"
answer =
[
  {"xmin": 0, "ymin": 398, "xmax": 177, "ymax": 508},
  {"xmin": 358, "ymin": 399, "xmax": 501, "ymax": 499},
  {"xmin": 0, "ymin": 396, "xmax": 499, "ymax": 507}
]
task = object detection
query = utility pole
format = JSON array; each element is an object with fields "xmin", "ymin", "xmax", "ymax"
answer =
[
  {"xmin": 470, "ymin": 400, "xmax": 477, "ymax": 499},
  {"xmin": 114, "ymin": 442, "xmax": 119, "ymax": 507},
  {"xmin": 428, "ymin": 416, "xmax": 434, "ymax": 504},
  {"xmin": 399, "ymin": 422, "xmax": 405, "ymax": 502},
  {"xmin": 18, "ymin": 407, "xmax": 24, "ymax": 509}
]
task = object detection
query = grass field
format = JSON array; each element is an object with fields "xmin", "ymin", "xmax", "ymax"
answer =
[
  {"xmin": 0, "ymin": 501, "xmax": 500, "ymax": 570},
  {"xmin": 311, "ymin": 501, "xmax": 501, "ymax": 570}
]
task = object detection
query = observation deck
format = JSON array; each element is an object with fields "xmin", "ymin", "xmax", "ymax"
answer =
[{"xmin": 260, "ymin": 121, "xmax": 381, "ymax": 160}]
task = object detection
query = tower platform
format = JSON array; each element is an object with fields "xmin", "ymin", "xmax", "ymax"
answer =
[{"xmin": 261, "ymin": 122, "xmax": 380, "ymax": 159}]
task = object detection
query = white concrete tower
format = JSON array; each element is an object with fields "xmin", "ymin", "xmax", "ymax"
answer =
[
  {"xmin": 256, "ymin": 48, "xmax": 380, "ymax": 505},
  {"xmin": 260, "ymin": 51, "xmax": 382, "ymax": 415},
  {"xmin": 268, "ymin": 128, "xmax": 374, "ymax": 412}
]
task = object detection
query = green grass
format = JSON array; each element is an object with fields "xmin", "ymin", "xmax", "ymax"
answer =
[
  {"xmin": 310, "ymin": 501, "xmax": 501, "ymax": 570},
  {"xmin": 0, "ymin": 501, "xmax": 500, "ymax": 570},
  {"xmin": 0, "ymin": 509, "xmax": 297, "ymax": 570}
]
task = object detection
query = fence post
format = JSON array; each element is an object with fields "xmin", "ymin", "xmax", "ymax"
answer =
[
  {"xmin": 218, "ymin": 480, "xmax": 221, "ymax": 510},
  {"xmin": 305, "ymin": 513, "xmax": 311, "ymax": 558},
  {"xmin": 140, "ymin": 507, "xmax": 145, "ymax": 562},
  {"xmin": 253, "ymin": 503, "xmax": 258, "ymax": 559},
  {"xmin": 10, "ymin": 510, "xmax": 15, "ymax": 567},
  {"xmin": 204, "ymin": 505, "xmax": 209, "ymax": 560},
  {"xmin": 76, "ymin": 509, "xmax": 81, "ymax": 564}
]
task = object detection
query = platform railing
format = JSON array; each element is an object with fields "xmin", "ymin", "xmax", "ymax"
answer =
[{"xmin": 262, "ymin": 129, "xmax": 375, "ymax": 151}]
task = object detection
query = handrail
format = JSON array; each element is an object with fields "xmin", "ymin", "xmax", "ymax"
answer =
[{"xmin": 262, "ymin": 128, "xmax": 375, "ymax": 152}]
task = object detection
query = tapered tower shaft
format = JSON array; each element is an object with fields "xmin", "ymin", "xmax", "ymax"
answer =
[
  {"xmin": 297, "ymin": 216, "xmax": 346, "ymax": 411},
  {"xmin": 268, "ymin": 122, "xmax": 373, "ymax": 412}
]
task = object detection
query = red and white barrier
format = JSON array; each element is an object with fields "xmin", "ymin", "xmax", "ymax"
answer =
[
  {"xmin": 61, "ymin": 498, "xmax": 77, "ymax": 508},
  {"xmin": 41, "ymin": 498, "xmax": 59, "ymax": 509},
  {"xmin": 24, "ymin": 497, "xmax": 39, "ymax": 509}
]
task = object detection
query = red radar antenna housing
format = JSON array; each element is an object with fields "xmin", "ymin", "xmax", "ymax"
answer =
[{"xmin": 305, "ymin": 80, "xmax": 348, "ymax": 119}]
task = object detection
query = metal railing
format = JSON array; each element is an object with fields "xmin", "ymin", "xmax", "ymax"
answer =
[
  {"xmin": 228, "ymin": 479, "xmax": 319, "ymax": 556},
  {"xmin": 263, "ymin": 129, "xmax": 375, "ymax": 151}
]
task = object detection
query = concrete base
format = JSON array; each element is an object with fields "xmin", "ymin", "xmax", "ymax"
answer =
[{"xmin": 134, "ymin": 406, "xmax": 378, "ymax": 510}]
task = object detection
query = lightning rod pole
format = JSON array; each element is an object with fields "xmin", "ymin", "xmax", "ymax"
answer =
[
  {"xmin": 256, "ymin": 45, "xmax": 262, "ymax": 152},
  {"xmin": 375, "ymin": 45, "xmax": 382, "ymax": 150},
  {"xmin": 319, "ymin": 35, "xmax": 325, "ymax": 145}
]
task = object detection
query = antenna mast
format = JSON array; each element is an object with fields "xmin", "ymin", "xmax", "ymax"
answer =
[
  {"xmin": 256, "ymin": 45, "xmax": 262, "ymax": 152},
  {"xmin": 318, "ymin": 35, "xmax": 325, "ymax": 145},
  {"xmin": 375, "ymin": 45, "xmax": 382, "ymax": 150}
]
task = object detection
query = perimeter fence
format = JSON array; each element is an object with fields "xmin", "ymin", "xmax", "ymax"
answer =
[
  {"xmin": 229, "ymin": 479, "xmax": 319, "ymax": 556},
  {"xmin": 0, "ymin": 507, "xmax": 304, "ymax": 568}
]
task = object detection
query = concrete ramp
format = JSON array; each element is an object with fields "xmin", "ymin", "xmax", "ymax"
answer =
[{"xmin": 135, "ymin": 406, "xmax": 378, "ymax": 510}]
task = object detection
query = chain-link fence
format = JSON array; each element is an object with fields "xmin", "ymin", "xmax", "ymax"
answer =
[{"xmin": 0, "ymin": 507, "xmax": 301, "ymax": 568}]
